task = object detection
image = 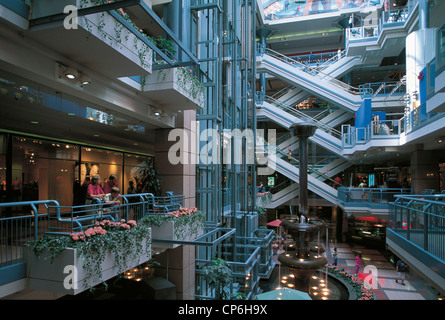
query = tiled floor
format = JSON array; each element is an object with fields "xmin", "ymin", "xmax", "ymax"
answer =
[{"xmin": 326, "ymin": 242, "xmax": 440, "ymax": 300}]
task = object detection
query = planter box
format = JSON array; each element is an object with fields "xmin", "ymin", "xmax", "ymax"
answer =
[
  {"xmin": 26, "ymin": 237, "xmax": 151, "ymax": 295},
  {"xmin": 30, "ymin": 0, "xmax": 153, "ymax": 78},
  {"xmin": 150, "ymin": 220, "xmax": 203, "ymax": 249},
  {"xmin": 143, "ymin": 68, "xmax": 205, "ymax": 110}
]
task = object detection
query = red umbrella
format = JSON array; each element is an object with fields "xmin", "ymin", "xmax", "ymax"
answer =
[{"xmin": 267, "ymin": 219, "xmax": 282, "ymax": 227}]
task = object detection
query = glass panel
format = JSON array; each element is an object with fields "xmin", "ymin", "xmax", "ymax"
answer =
[
  {"xmin": 123, "ymin": 154, "xmax": 153, "ymax": 195},
  {"xmin": 11, "ymin": 136, "xmax": 79, "ymax": 206},
  {"xmin": 80, "ymin": 147, "xmax": 123, "ymax": 199}
]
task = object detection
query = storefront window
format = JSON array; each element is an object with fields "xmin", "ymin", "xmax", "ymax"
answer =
[
  {"xmin": 11, "ymin": 136, "xmax": 79, "ymax": 206},
  {"xmin": 1, "ymin": 134, "xmax": 154, "ymax": 209}
]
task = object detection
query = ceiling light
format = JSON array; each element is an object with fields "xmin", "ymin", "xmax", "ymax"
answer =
[
  {"xmin": 64, "ymin": 67, "xmax": 78, "ymax": 79},
  {"xmin": 79, "ymin": 74, "xmax": 91, "ymax": 85}
]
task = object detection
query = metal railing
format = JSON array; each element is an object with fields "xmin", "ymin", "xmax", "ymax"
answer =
[
  {"xmin": 195, "ymin": 246, "xmax": 261, "ymax": 300},
  {"xmin": 346, "ymin": 0, "xmax": 418, "ymax": 45},
  {"xmin": 258, "ymin": 46, "xmax": 361, "ymax": 95},
  {"xmin": 358, "ymin": 81, "xmax": 406, "ymax": 99},
  {"xmin": 342, "ymin": 118, "xmax": 405, "ymax": 148},
  {"xmin": 338, "ymin": 187, "xmax": 411, "ymax": 208},
  {"xmin": 263, "ymin": 141, "xmax": 343, "ymax": 189},
  {"xmin": 389, "ymin": 194, "xmax": 445, "ymax": 262},
  {"xmin": 261, "ymin": 95, "xmax": 342, "ymax": 140},
  {"xmin": 0, "ymin": 200, "xmax": 57, "ymax": 271}
]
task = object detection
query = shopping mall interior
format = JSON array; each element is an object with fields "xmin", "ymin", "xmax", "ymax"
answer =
[{"xmin": 0, "ymin": 0, "xmax": 444, "ymax": 304}]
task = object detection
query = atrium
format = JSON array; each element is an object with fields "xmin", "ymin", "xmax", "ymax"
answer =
[{"xmin": 0, "ymin": 0, "xmax": 444, "ymax": 303}]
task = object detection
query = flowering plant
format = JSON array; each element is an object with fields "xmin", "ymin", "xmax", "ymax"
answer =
[
  {"xmin": 168, "ymin": 206, "xmax": 199, "ymax": 218},
  {"xmin": 141, "ymin": 206, "xmax": 205, "ymax": 240},
  {"xmin": 69, "ymin": 219, "xmax": 138, "ymax": 241},
  {"xmin": 326, "ymin": 265, "xmax": 375, "ymax": 300},
  {"xmin": 256, "ymin": 191, "xmax": 273, "ymax": 206},
  {"xmin": 28, "ymin": 218, "xmax": 151, "ymax": 291}
]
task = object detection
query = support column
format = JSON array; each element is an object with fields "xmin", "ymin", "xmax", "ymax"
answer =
[
  {"xmin": 410, "ymin": 145, "xmax": 439, "ymax": 194},
  {"xmin": 154, "ymin": 110, "xmax": 197, "ymax": 300},
  {"xmin": 291, "ymin": 123, "xmax": 317, "ymax": 219}
]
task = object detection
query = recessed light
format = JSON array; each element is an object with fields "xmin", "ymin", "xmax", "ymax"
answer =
[
  {"xmin": 79, "ymin": 74, "xmax": 91, "ymax": 85},
  {"xmin": 64, "ymin": 67, "xmax": 78, "ymax": 79},
  {"xmin": 31, "ymin": 121, "xmax": 39, "ymax": 124}
]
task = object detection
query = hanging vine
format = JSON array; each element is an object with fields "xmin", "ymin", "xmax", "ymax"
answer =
[{"xmin": 27, "ymin": 219, "xmax": 151, "ymax": 290}]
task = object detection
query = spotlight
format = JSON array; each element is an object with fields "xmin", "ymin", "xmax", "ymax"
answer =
[
  {"xmin": 79, "ymin": 74, "xmax": 92, "ymax": 85},
  {"xmin": 64, "ymin": 67, "xmax": 78, "ymax": 79}
]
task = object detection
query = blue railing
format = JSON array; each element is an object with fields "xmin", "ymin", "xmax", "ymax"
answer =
[
  {"xmin": 338, "ymin": 187, "xmax": 411, "ymax": 209},
  {"xmin": 389, "ymin": 194, "xmax": 445, "ymax": 262},
  {"xmin": 358, "ymin": 81, "xmax": 406, "ymax": 99},
  {"xmin": 0, "ymin": 194, "xmax": 183, "ymax": 269},
  {"xmin": 346, "ymin": 0, "xmax": 418, "ymax": 45},
  {"xmin": 0, "ymin": 200, "xmax": 57, "ymax": 286},
  {"xmin": 341, "ymin": 118, "xmax": 405, "ymax": 148}
]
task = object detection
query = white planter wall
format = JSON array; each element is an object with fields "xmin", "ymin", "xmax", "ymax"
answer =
[{"xmin": 26, "ymin": 236, "xmax": 151, "ymax": 295}]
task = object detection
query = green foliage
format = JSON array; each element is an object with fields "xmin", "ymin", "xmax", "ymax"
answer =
[
  {"xmin": 134, "ymin": 158, "xmax": 163, "ymax": 196},
  {"xmin": 202, "ymin": 258, "xmax": 233, "ymax": 300},
  {"xmin": 326, "ymin": 265, "xmax": 374, "ymax": 300},
  {"xmin": 140, "ymin": 208, "xmax": 205, "ymax": 240},
  {"xmin": 255, "ymin": 205, "xmax": 266, "ymax": 219},
  {"xmin": 27, "ymin": 221, "xmax": 151, "ymax": 290}
]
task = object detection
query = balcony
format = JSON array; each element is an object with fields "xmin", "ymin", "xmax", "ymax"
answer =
[
  {"xmin": 0, "ymin": 192, "xmax": 208, "ymax": 297},
  {"xmin": 342, "ymin": 118, "xmax": 405, "ymax": 153},
  {"xmin": 142, "ymin": 67, "xmax": 205, "ymax": 111},
  {"xmin": 28, "ymin": 0, "xmax": 153, "ymax": 78},
  {"xmin": 338, "ymin": 187, "xmax": 411, "ymax": 215}
]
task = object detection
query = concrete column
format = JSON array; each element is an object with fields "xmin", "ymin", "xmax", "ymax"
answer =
[
  {"xmin": 154, "ymin": 110, "xmax": 197, "ymax": 300},
  {"xmin": 410, "ymin": 145, "xmax": 439, "ymax": 194},
  {"xmin": 155, "ymin": 110, "xmax": 196, "ymax": 207},
  {"xmin": 291, "ymin": 123, "xmax": 317, "ymax": 219}
]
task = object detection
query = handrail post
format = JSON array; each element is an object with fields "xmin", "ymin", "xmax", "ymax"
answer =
[{"xmin": 31, "ymin": 203, "xmax": 39, "ymax": 240}]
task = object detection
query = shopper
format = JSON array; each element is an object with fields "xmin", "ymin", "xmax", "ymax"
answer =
[
  {"xmin": 103, "ymin": 174, "xmax": 118, "ymax": 194},
  {"xmin": 354, "ymin": 253, "xmax": 362, "ymax": 276},
  {"xmin": 127, "ymin": 180, "xmax": 137, "ymax": 195},
  {"xmin": 334, "ymin": 176, "xmax": 342, "ymax": 189},
  {"xmin": 395, "ymin": 259, "xmax": 406, "ymax": 285},
  {"xmin": 105, "ymin": 187, "xmax": 121, "ymax": 205},
  {"xmin": 332, "ymin": 247, "xmax": 338, "ymax": 266},
  {"xmin": 86, "ymin": 175, "xmax": 106, "ymax": 204}
]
